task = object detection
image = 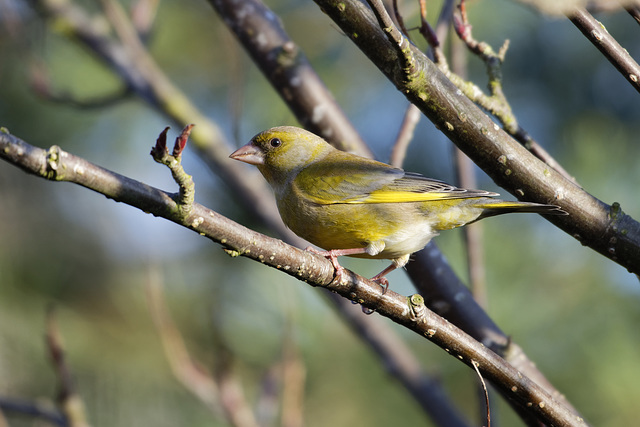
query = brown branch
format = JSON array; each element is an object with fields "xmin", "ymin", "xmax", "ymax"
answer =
[
  {"xmin": 207, "ymin": 0, "xmax": 371, "ymax": 156},
  {"xmin": 569, "ymin": 8, "xmax": 640, "ymax": 94},
  {"xmin": 46, "ymin": 307, "xmax": 91, "ymax": 427},
  {"xmin": 627, "ymin": 4, "xmax": 640, "ymax": 25},
  {"xmin": 147, "ymin": 267, "xmax": 261, "ymax": 427},
  {"xmin": 389, "ymin": 104, "xmax": 421, "ymax": 167},
  {"xmin": 0, "ymin": 130, "xmax": 586, "ymax": 427}
]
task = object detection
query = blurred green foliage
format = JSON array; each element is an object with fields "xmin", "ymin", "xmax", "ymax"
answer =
[{"xmin": 1, "ymin": 0, "xmax": 639, "ymax": 426}]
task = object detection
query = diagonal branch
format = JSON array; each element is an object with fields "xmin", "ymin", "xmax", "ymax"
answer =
[
  {"xmin": 208, "ymin": 0, "xmax": 371, "ymax": 156},
  {"xmin": 0, "ymin": 129, "xmax": 586, "ymax": 427},
  {"xmin": 569, "ymin": 8, "xmax": 640, "ymax": 94}
]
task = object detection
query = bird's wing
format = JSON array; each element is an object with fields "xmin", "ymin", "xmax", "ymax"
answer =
[{"xmin": 295, "ymin": 157, "xmax": 497, "ymax": 205}]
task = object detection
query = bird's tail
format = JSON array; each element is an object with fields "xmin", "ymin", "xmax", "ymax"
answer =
[{"xmin": 476, "ymin": 200, "xmax": 566, "ymax": 220}]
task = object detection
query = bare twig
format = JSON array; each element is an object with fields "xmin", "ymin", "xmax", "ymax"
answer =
[
  {"xmin": 146, "ymin": 267, "xmax": 259, "ymax": 427},
  {"xmin": 280, "ymin": 336, "xmax": 305, "ymax": 427},
  {"xmin": 0, "ymin": 130, "xmax": 587, "ymax": 427},
  {"xmin": 471, "ymin": 361, "xmax": 491, "ymax": 427},
  {"xmin": 389, "ymin": 104, "xmax": 421, "ymax": 167},
  {"xmin": 46, "ymin": 307, "xmax": 91, "ymax": 427},
  {"xmin": 419, "ymin": 0, "xmax": 575, "ymax": 184},
  {"xmin": 570, "ymin": 8, "xmax": 640, "ymax": 94},
  {"xmin": 391, "ymin": 0, "xmax": 410, "ymax": 37}
]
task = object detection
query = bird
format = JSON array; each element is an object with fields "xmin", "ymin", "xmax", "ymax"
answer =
[{"xmin": 230, "ymin": 126, "xmax": 565, "ymax": 290}]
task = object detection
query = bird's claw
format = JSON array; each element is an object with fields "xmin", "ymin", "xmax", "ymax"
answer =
[
  {"xmin": 371, "ymin": 275, "xmax": 390, "ymax": 295},
  {"xmin": 305, "ymin": 246, "xmax": 347, "ymax": 283}
]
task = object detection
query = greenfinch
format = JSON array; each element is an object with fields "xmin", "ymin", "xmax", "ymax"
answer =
[{"xmin": 230, "ymin": 126, "xmax": 564, "ymax": 288}]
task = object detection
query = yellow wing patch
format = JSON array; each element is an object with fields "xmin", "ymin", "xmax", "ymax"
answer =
[{"xmin": 342, "ymin": 190, "xmax": 464, "ymax": 204}]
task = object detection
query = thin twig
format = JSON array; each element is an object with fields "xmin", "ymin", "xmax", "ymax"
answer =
[
  {"xmin": 569, "ymin": 8, "xmax": 640, "ymax": 94},
  {"xmin": 435, "ymin": 0, "xmax": 577, "ymax": 184},
  {"xmin": 389, "ymin": 104, "xmax": 421, "ymax": 167},
  {"xmin": 46, "ymin": 307, "xmax": 91, "ymax": 427},
  {"xmin": 472, "ymin": 361, "xmax": 491, "ymax": 427},
  {"xmin": 146, "ymin": 267, "xmax": 259, "ymax": 427}
]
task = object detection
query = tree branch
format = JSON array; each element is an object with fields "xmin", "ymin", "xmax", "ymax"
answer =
[
  {"xmin": 569, "ymin": 8, "xmax": 640, "ymax": 94},
  {"xmin": 0, "ymin": 130, "xmax": 586, "ymax": 426},
  {"xmin": 207, "ymin": 0, "xmax": 372, "ymax": 156}
]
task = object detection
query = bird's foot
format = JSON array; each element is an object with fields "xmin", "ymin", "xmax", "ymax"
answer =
[
  {"xmin": 305, "ymin": 246, "xmax": 367, "ymax": 284},
  {"xmin": 371, "ymin": 275, "xmax": 390, "ymax": 295}
]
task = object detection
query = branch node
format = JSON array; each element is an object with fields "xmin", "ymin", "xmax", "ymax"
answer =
[
  {"xmin": 367, "ymin": 0, "xmax": 417, "ymax": 78},
  {"xmin": 408, "ymin": 293, "xmax": 427, "ymax": 322},
  {"xmin": 150, "ymin": 125, "xmax": 195, "ymax": 219},
  {"xmin": 46, "ymin": 145, "xmax": 63, "ymax": 180}
]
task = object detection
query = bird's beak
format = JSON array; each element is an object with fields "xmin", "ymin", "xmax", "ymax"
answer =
[{"xmin": 229, "ymin": 142, "xmax": 264, "ymax": 165}]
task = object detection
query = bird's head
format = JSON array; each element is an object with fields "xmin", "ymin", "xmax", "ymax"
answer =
[{"xmin": 230, "ymin": 126, "xmax": 334, "ymax": 187}]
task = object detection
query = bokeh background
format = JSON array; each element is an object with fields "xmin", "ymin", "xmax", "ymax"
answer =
[{"xmin": 1, "ymin": 0, "xmax": 639, "ymax": 425}]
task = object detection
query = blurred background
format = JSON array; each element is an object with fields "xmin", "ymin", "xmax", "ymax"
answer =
[{"xmin": 1, "ymin": 0, "xmax": 639, "ymax": 425}]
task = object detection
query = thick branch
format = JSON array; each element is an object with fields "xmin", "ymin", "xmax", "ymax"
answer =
[
  {"xmin": 0, "ymin": 131, "xmax": 586, "ymax": 427},
  {"xmin": 313, "ymin": 0, "xmax": 640, "ymax": 275}
]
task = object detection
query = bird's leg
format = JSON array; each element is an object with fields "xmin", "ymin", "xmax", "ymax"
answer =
[
  {"xmin": 305, "ymin": 247, "xmax": 368, "ymax": 283},
  {"xmin": 306, "ymin": 244, "xmax": 396, "ymax": 295},
  {"xmin": 370, "ymin": 265, "xmax": 396, "ymax": 294},
  {"xmin": 371, "ymin": 254, "xmax": 409, "ymax": 294}
]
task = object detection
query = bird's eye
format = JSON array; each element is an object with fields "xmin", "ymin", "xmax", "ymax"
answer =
[{"xmin": 269, "ymin": 138, "xmax": 282, "ymax": 148}]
